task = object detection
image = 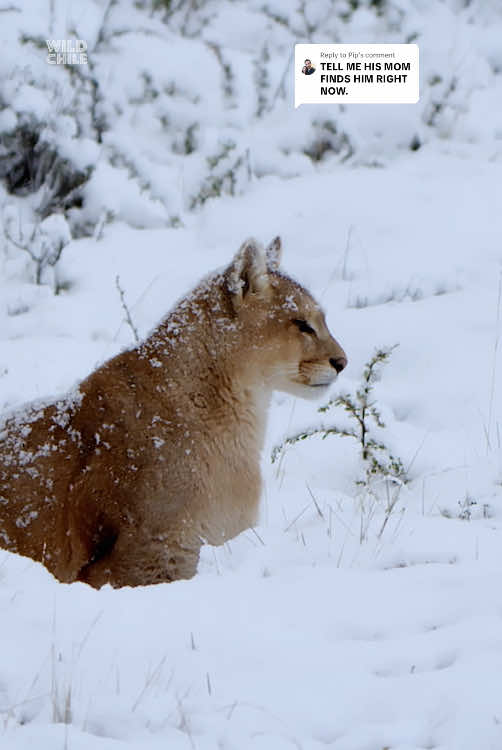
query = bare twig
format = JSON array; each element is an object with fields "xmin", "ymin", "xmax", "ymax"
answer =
[
  {"xmin": 132, "ymin": 655, "xmax": 168, "ymax": 712},
  {"xmin": 283, "ymin": 503, "xmax": 309, "ymax": 533},
  {"xmin": 306, "ymin": 482, "xmax": 324, "ymax": 520},
  {"xmin": 268, "ymin": 49, "xmax": 294, "ymax": 111},
  {"xmin": 115, "ymin": 275, "xmax": 140, "ymax": 344},
  {"xmin": 249, "ymin": 527, "xmax": 265, "ymax": 546}
]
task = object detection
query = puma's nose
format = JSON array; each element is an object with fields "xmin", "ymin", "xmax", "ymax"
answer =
[{"xmin": 329, "ymin": 356, "xmax": 347, "ymax": 374}]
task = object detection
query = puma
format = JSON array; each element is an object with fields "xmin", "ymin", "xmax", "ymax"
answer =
[{"xmin": 0, "ymin": 237, "xmax": 347, "ymax": 587}]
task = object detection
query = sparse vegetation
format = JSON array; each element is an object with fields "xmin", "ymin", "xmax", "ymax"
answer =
[
  {"xmin": 0, "ymin": 123, "xmax": 91, "ymax": 218},
  {"xmin": 2, "ymin": 208, "xmax": 72, "ymax": 292},
  {"xmin": 189, "ymin": 140, "xmax": 249, "ymax": 209},
  {"xmin": 273, "ymin": 346, "xmax": 408, "ymax": 540}
]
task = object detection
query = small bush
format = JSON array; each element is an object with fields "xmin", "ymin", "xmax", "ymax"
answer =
[
  {"xmin": 273, "ymin": 346, "xmax": 407, "ymax": 540},
  {"xmin": 0, "ymin": 123, "xmax": 91, "ymax": 217}
]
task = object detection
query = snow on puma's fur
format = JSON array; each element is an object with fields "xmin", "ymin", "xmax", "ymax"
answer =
[{"xmin": 0, "ymin": 238, "xmax": 347, "ymax": 587}]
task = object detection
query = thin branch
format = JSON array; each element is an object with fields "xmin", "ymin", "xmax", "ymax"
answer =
[
  {"xmin": 268, "ymin": 48, "xmax": 294, "ymax": 111},
  {"xmin": 306, "ymin": 482, "xmax": 324, "ymax": 520},
  {"xmin": 115, "ymin": 275, "xmax": 140, "ymax": 344}
]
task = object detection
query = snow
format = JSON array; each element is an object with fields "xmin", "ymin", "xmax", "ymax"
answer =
[
  {"xmin": 2, "ymin": 145, "xmax": 502, "ymax": 748},
  {"xmin": 1, "ymin": 0, "xmax": 502, "ymax": 748}
]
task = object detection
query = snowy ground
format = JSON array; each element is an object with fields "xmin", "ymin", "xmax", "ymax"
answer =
[{"xmin": 1, "ymin": 140, "xmax": 502, "ymax": 749}]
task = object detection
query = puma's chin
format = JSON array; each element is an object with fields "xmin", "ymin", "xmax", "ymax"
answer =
[
  {"xmin": 304, "ymin": 383, "xmax": 332, "ymax": 401},
  {"xmin": 277, "ymin": 379, "xmax": 333, "ymax": 401}
]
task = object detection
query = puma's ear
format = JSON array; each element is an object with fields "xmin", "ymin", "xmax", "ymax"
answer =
[
  {"xmin": 227, "ymin": 238, "xmax": 269, "ymax": 309},
  {"xmin": 265, "ymin": 236, "xmax": 282, "ymax": 271}
]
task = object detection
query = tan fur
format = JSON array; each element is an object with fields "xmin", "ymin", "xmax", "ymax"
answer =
[{"xmin": 0, "ymin": 238, "xmax": 347, "ymax": 588}]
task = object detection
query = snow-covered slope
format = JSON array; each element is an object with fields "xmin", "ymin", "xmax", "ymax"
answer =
[
  {"xmin": 2, "ymin": 144, "xmax": 502, "ymax": 749},
  {"xmin": 1, "ymin": 0, "xmax": 502, "ymax": 239}
]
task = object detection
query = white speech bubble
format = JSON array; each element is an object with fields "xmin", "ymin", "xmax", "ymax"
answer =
[{"xmin": 295, "ymin": 44, "xmax": 419, "ymax": 108}]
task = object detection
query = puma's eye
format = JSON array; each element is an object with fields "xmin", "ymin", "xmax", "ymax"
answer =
[{"xmin": 292, "ymin": 319, "xmax": 316, "ymax": 335}]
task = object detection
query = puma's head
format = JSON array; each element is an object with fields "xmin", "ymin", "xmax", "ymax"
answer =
[{"xmin": 225, "ymin": 237, "xmax": 347, "ymax": 399}]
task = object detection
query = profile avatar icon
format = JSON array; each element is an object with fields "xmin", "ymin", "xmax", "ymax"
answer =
[{"xmin": 302, "ymin": 58, "xmax": 316, "ymax": 75}]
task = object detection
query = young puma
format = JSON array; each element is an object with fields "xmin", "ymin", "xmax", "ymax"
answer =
[{"xmin": 0, "ymin": 237, "xmax": 347, "ymax": 587}]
